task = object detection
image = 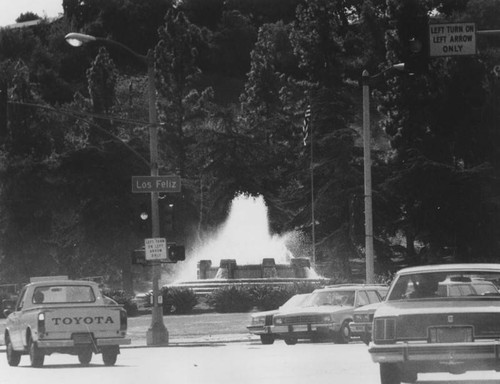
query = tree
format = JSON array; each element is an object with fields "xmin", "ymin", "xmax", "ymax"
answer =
[{"xmin": 376, "ymin": 0, "xmax": 500, "ymax": 264}]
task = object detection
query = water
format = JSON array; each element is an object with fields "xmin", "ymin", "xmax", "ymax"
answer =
[{"xmin": 170, "ymin": 194, "xmax": 308, "ymax": 282}]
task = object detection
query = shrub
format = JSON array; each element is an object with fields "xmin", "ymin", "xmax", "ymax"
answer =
[
  {"xmin": 161, "ymin": 287, "xmax": 198, "ymax": 315},
  {"xmin": 249, "ymin": 285, "xmax": 295, "ymax": 311},
  {"xmin": 103, "ymin": 289, "xmax": 138, "ymax": 317},
  {"xmin": 207, "ymin": 286, "xmax": 254, "ymax": 313}
]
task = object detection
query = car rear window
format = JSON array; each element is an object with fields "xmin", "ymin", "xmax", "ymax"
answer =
[{"xmin": 388, "ymin": 271, "xmax": 500, "ymax": 301}]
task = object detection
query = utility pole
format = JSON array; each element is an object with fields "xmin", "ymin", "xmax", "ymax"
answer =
[{"xmin": 362, "ymin": 70, "xmax": 375, "ymax": 284}]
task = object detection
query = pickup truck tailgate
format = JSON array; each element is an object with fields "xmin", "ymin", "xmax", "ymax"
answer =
[{"xmin": 42, "ymin": 306, "xmax": 124, "ymax": 338}]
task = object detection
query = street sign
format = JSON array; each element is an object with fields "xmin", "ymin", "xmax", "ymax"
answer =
[
  {"xmin": 429, "ymin": 23, "xmax": 476, "ymax": 57},
  {"xmin": 132, "ymin": 175, "xmax": 181, "ymax": 193},
  {"xmin": 144, "ymin": 238, "xmax": 167, "ymax": 261}
]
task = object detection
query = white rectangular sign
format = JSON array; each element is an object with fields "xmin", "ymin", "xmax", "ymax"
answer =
[
  {"xmin": 429, "ymin": 23, "xmax": 476, "ymax": 57},
  {"xmin": 144, "ymin": 238, "xmax": 167, "ymax": 260}
]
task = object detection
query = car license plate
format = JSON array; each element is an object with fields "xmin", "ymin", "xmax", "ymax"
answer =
[
  {"xmin": 430, "ymin": 327, "xmax": 473, "ymax": 343},
  {"xmin": 292, "ymin": 325, "xmax": 308, "ymax": 332},
  {"xmin": 350, "ymin": 324, "xmax": 365, "ymax": 333}
]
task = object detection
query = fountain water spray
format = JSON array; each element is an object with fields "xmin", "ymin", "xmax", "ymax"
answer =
[{"xmin": 170, "ymin": 193, "xmax": 314, "ymax": 283}]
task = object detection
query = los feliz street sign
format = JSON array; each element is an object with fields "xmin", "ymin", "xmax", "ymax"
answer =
[{"xmin": 132, "ymin": 175, "xmax": 181, "ymax": 193}]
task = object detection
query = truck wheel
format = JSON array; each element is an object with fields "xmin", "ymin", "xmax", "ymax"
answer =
[
  {"xmin": 334, "ymin": 321, "xmax": 351, "ymax": 344},
  {"xmin": 380, "ymin": 363, "xmax": 401, "ymax": 384},
  {"xmin": 29, "ymin": 338, "xmax": 45, "ymax": 368},
  {"xmin": 78, "ymin": 348, "xmax": 93, "ymax": 365},
  {"xmin": 6, "ymin": 335, "xmax": 21, "ymax": 366},
  {"xmin": 284, "ymin": 337, "xmax": 297, "ymax": 345},
  {"xmin": 102, "ymin": 348, "xmax": 118, "ymax": 366},
  {"xmin": 260, "ymin": 334, "xmax": 275, "ymax": 345}
]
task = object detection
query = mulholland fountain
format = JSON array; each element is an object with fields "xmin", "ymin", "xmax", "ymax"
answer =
[{"xmin": 166, "ymin": 194, "xmax": 327, "ymax": 295}]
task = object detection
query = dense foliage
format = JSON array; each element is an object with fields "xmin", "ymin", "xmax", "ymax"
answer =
[{"xmin": 0, "ymin": 0, "xmax": 498, "ymax": 288}]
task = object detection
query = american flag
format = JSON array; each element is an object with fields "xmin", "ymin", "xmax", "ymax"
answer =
[{"xmin": 302, "ymin": 105, "xmax": 311, "ymax": 146}]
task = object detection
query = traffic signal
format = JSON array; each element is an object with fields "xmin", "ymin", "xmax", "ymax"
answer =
[
  {"xmin": 168, "ymin": 244, "xmax": 185, "ymax": 262},
  {"xmin": 131, "ymin": 249, "xmax": 146, "ymax": 265},
  {"xmin": 400, "ymin": 16, "xmax": 429, "ymax": 74}
]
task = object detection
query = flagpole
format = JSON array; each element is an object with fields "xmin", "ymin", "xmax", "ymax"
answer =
[{"xmin": 310, "ymin": 113, "xmax": 316, "ymax": 268}]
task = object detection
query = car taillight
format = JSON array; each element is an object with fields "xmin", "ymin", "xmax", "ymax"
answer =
[
  {"xmin": 373, "ymin": 318, "xmax": 396, "ymax": 343},
  {"xmin": 120, "ymin": 309, "xmax": 127, "ymax": 331},
  {"xmin": 38, "ymin": 312, "xmax": 46, "ymax": 335}
]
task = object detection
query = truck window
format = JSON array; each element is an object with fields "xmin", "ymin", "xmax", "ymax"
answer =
[
  {"xmin": 16, "ymin": 287, "xmax": 27, "ymax": 311},
  {"xmin": 34, "ymin": 285, "xmax": 96, "ymax": 304}
]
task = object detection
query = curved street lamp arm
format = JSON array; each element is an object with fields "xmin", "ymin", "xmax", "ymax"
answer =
[{"xmin": 65, "ymin": 33, "xmax": 148, "ymax": 65}]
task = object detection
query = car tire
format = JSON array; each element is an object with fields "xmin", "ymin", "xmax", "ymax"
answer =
[
  {"xmin": 260, "ymin": 334, "xmax": 275, "ymax": 345},
  {"xmin": 6, "ymin": 335, "xmax": 21, "ymax": 366},
  {"xmin": 29, "ymin": 337, "xmax": 45, "ymax": 368},
  {"xmin": 284, "ymin": 337, "xmax": 297, "ymax": 345},
  {"xmin": 380, "ymin": 363, "xmax": 401, "ymax": 384},
  {"xmin": 102, "ymin": 347, "xmax": 118, "ymax": 366},
  {"xmin": 334, "ymin": 321, "xmax": 351, "ymax": 344},
  {"xmin": 78, "ymin": 348, "xmax": 93, "ymax": 365}
]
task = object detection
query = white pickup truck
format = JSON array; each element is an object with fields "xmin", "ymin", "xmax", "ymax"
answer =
[{"xmin": 4, "ymin": 277, "xmax": 131, "ymax": 367}]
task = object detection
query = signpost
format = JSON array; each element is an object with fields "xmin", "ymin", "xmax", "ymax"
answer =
[
  {"xmin": 429, "ymin": 22, "xmax": 476, "ymax": 57},
  {"xmin": 132, "ymin": 174, "xmax": 181, "ymax": 346}
]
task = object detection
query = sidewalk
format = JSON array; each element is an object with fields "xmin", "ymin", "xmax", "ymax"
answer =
[{"xmin": 125, "ymin": 333, "xmax": 259, "ymax": 348}]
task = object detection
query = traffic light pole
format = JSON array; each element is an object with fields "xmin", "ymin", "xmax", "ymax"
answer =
[{"xmin": 146, "ymin": 50, "xmax": 168, "ymax": 346}]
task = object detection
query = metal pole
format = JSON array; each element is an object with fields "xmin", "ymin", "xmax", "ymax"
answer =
[
  {"xmin": 146, "ymin": 50, "xmax": 168, "ymax": 346},
  {"xmin": 362, "ymin": 70, "xmax": 375, "ymax": 284},
  {"xmin": 310, "ymin": 114, "xmax": 316, "ymax": 267}
]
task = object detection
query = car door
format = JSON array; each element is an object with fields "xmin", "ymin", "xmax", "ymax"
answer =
[{"xmin": 7, "ymin": 287, "xmax": 27, "ymax": 349}]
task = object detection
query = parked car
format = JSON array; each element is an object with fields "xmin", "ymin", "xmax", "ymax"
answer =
[
  {"xmin": 247, "ymin": 293, "xmax": 311, "ymax": 345},
  {"xmin": 369, "ymin": 264, "xmax": 500, "ymax": 384},
  {"xmin": 132, "ymin": 291, "xmax": 152, "ymax": 313},
  {"xmin": 272, "ymin": 284, "xmax": 387, "ymax": 345},
  {"xmin": 350, "ymin": 301, "xmax": 386, "ymax": 345}
]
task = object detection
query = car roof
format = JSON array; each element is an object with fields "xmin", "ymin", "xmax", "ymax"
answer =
[
  {"xmin": 396, "ymin": 264, "xmax": 500, "ymax": 276},
  {"xmin": 318, "ymin": 284, "xmax": 388, "ymax": 292}
]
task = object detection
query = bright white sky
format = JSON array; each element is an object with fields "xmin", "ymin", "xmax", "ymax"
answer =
[{"xmin": 0, "ymin": 0, "xmax": 63, "ymax": 27}]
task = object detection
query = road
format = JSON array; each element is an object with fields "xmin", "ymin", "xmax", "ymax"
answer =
[
  {"xmin": 2, "ymin": 341, "xmax": 500, "ymax": 384},
  {"xmin": 2, "ymin": 313, "xmax": 500, "ymax": 383}
]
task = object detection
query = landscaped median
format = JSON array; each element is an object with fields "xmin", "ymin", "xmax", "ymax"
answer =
[{"xmin": 0, "ymin": 311, "xmax": 259, "ymax": 350}]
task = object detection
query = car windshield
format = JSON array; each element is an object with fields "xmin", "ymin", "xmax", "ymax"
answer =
[
  {"xmin": 302, "ymin": 290, "xmax": 355, "ymax": 307},
  {"xmin": 281, "ymin": 294, "xmax": 310, "ymax": 310},
  {"xmin": 33, "ymin": 285, "xmax": 96, "ymax": 304},
  {"xmin": 387, "ymin": 270, "xmax": 500, "ymax": 301}
]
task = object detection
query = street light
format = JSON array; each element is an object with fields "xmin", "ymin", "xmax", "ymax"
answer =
[
  {"xmin": 362, "ymin": 63, "xmax": 405, "ymax": 284},
  {"xmin": 65, "ymin": 32, "xmax": 168, "ymax": 346}
]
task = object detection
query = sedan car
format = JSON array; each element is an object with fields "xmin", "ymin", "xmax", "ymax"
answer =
[
  {"xmin": 369, "ymin": 264, "xmax": 500, "ymax": 384},
  {"xmin": 352, "ymin": 279, "xmax": 500, "ymax": 346},
  {"xmin": 350, "ymin": 301, "xmax": 385, "ymax": 345},
  {"xmin": 273, "ymin": 284, "xmax": 387, "ymax": 345},
  {"xmin": 247, "ymin": 293, "xmax": 311, "ymax": 345}
]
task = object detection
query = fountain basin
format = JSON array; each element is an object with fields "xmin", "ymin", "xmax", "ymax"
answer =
[{"xmin": 165, "ymin": 258, "xmax": 329, "ymax": 296}]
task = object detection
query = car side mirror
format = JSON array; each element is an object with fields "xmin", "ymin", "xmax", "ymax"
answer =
[{"xmin": 3, "ymin": 309, "xmax": 12, "ymax": 317}]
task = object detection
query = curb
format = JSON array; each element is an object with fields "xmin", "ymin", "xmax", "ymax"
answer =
[{"xmin": 0, "ymin": 335, "xmax": 260, "ymax": 353}]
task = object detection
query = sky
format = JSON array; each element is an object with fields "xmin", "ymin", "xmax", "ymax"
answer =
[{"xmin": 0, "ymin": 0, "xmax": 63, "ymax": 27}]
